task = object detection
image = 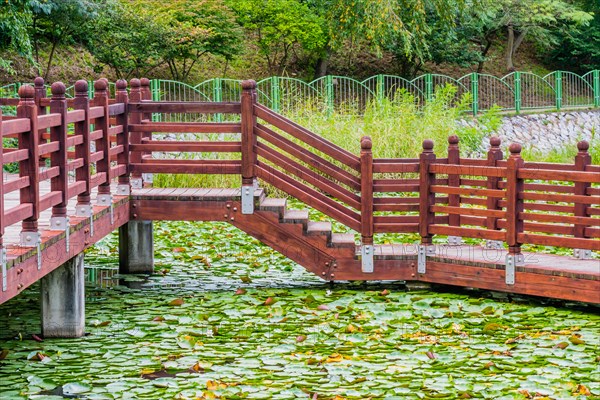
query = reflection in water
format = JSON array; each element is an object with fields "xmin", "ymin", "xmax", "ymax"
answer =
[{"xmin": 84, "ymin": 266, "xmax": 118, "ymax": 288}]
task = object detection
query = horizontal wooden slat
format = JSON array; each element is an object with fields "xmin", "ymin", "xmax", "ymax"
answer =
[
  {"xmin": 110, "ymin": 164, "xmax": 127, "ymax": 177},
  {"xmin": 38, "ymin": 166, "xmax": 60, "ymax": 181},
  {"xmin": 374, "ymin": 215, "xmax": 419, "ymax": 224},
  {"xmin": 373, "ymin": 203, "xmax": 420, "ymax": 212},
  {"xmin": 0, "ymin": 98, "xmax": 19, "ymax": 106},
  {"xmin": 90, "ymin": 151, "xmax": 103, "ymax": 163},
  {"xmin": 130, "ymin": 122, "xmax": 242, "ymax": 133},
  {"xmin": 130, "ymin": 141, "xmax": 242, "ymax": 153},
  {"xmin": 522, "ymin": 222, "xmax": 574, "ymax": 235},
  {"xmin": 520, "ymin": 192, "xmax": 600, "ymax": 205},
  {"xmin": 2, "ymin": 118, "xmax": 30, "ymax": 136},
  {"xmin": 68, "ymin": 181, "xmax": 87, "ymax": 198},
  {"xmin": 39, "ymin": 191, "xmax": 63, "ymax": 211},
  {"xmin": 430, "ymin": 164, "xmax": 506, "ymax": 177},
  {"xmin": 584, "ymin": 227, "xmax": 600, "ymax": 238},
  {"xmin": 89, "ymin": 129, "xmax": 103, "ymax": 141},
  {"xmin": 431, "ymin": 185, "xmax": 505, "ymax": 198},
  {"xmin": 2, "ymin": 148, "xmax": 28, "ymax": 164},
  {"xmin": 518, "ymin": 168, "xmax": 600, "ymax": 183},
  {"xmin": 460, "ymin": 159, "xmax": 489, "ymax": 166},
  {"xmin": 518, "ymin": 233, "xmax": 600, "ymax": 251},
  {"xmin": 130, "ymin": 101, "xmax": 241, "ymax": 114},
  {"xmin": 431, "ymin": 205, "xmax": 506, "ymax": 218},
  {"xmin": 88, "ymin": 106, "xmax": 104, "ymax": 119},
  {"xmin": 38, "ymin": 141, "xmax": 60, "ymax": 155},
  {"xmin": 372, "ymin": 161, "xmax": 419, "ymax": 173},
  {"xmin": 66, "ymin": 134, "xmax": 84, "ymax": 147},
  {"xmin": 109, "ymin": 125, "xmax": 123, "ymax": 135},
  {"xmin": 108, "ymin": 103, "xmax": 125, "ymax": 116},
  {"xmin": 66, "ymin": 110, "xmax": 85, "ymax": 123},
  {"xmin": 429, "ymin": 225, "xmax": 505, "ymax": 241},
  {"xmin": 130, "ymin": 161, "xmax": 241, "ymax": 174},
  {"xmin": 373, "ymin": 223, "xmax": 419, "ymax": 233},
  {"xmin": 3, "ymin": 176, "xmax": 29, "ymax": 194},
  {"xmin": 3, "ymin": 204, "xmax": 33, "ymax": 226},
  {"xmin": 373, "ymin": 182, "xmax": 419, "ymax": 192},
  {"xmin": 37, "ymin": 113, "xmax": 61, "ymax": 130},
  {"xmin": 109, "ymin": 145, "xmax": 124, "ymax": 156},
  {"xmin": 520, "ymin": 212, "xmax": 600, "ymax": 226}
]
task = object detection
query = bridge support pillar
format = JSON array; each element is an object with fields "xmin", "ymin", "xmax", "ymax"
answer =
[
  {"xmin": 41, "ymin": 253, "xmax": 85, "ymax": 338},
  {"xmin": 119, "ymin": 221, "xmax": 154, "ymax": 274}
]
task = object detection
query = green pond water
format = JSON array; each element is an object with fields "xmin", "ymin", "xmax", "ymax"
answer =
[{"xmin": 0, "ymin": 221, "xmax": 599, "ymax": 400}]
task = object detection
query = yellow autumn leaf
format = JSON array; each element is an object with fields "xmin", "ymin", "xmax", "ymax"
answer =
[{"xmin": 326, "ymin": 353, "xmax": 344, "ymax": 363}]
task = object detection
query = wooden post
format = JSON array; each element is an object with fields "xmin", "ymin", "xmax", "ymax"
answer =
[
  {"xmin": 93, "ymin": 79, "xmax": 111, "ymax": 203},
  {"xmin": 129, "ymin": 79, "xmax": 143, "ymax": 189},
  {"xmin": 447, "ymin": 135, "xmax": 461, "ymax": 245},
  {"xmin": 360, "ymin": 136, "xmax": 374, "ymax": 273},
  {"xmin": 485, "ymin": 136, "xmax": 504, "ymax": 249},
  {"xmin": 34, "ymin": 78, "xmax": 47, "ymax": 169},
  {"xmin": 140, "ymin": 78, "xmax": 153, "ymax": 187},
  {"xmin": 73, "ymin": 80, "xmax": 93, "ymax": 221},
  {"xmin": 240, "ymin": 79, "xmax": 257, "ymax": 214},
  {"xmin": 505, "ymin": 143, "xmax": 524, "ymax": 284},
  {"xmin": 115, "ymin": 79, "xmax": 130, "ymax": 195},
  {"xmin": 418, "ymin": 140, "xmax": 436, "ymax": 273},
  {"xmin": 17, "ymin": 85, "xmax": 41, "ymax": 250},
  {"xmin": 49, "ymin": 82, "xmax": 70, "ymax": 245},
  {"xmin": 0, "ymin": 110, "xmax": 5, "ymax": 292},
  {"xmin": 573, "ymin": 140, "xmax": 591, "ymax": 259}
]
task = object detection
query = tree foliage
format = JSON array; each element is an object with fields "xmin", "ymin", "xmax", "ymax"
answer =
[{"xmin": 0, "ymin": 0, "xmax": 33, "ymax": 74}]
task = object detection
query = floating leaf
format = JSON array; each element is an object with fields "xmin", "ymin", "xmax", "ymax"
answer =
[
  {"xmin": 325, "ymin": 353, "xmax": 343, "ymax": 363},
  {"xmin": 568, "ymin": 335, "xmax": 585, "ymax": 345},
  {"xmin": 426, "ymin": 351, "xmax": 438, "ymax": 360},
  {"xmin": 380, "ymin": 289, "xmax": 390, "ymax": 296},
  {"xmin": 317, "ymin": 304, "xmax": 329, "ymax": 311},
  {"xmin": 0, "ymin": 349, "xmax": 8, "ymax": 360},
  {"xmin": 296, "ymin": 335, "xmax": 306, "ymax": 343},
  {"xmin": 554, "ymin": 341, "xmax": 569, "ymax": 349},
  {"xmin": 32, "ymin": 334, "xmax": 44, "ymax": 342},
  {"xmin": 234, "ymin": 288, "xmax": 246, "ymax": 295},
  {"xmin": 169, "ymin": 298, "xmax": 184, "ymax": 306},
  {"xmin": 63, "ymin": 382, "xmax": 92, "ymax": 395},
  {"xmin": 264, "ymin": 297, "xmax": 275, "ymax": 306}
]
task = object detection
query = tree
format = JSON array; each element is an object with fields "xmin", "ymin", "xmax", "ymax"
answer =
[
  {"xmin": 304, "ymin": 0, "xmax": 466, "ymax": 78},
  {"xmin": 29, "ymin": 0, "xmax": 101, "ymax": 80},
  {"xmin": 86, "ymin": 1, "xmax": 168, "ymax": 79},
  {"xmin": 154, "ymin": 0, "xmax": 242, "ymax": 81},
  {"xmin": 0, "ymin": 0, "xmax": 33, "ymax": 74},
  {"xmin": 229, "ymin": 0, "xmax": 326, "ymax": 75}
]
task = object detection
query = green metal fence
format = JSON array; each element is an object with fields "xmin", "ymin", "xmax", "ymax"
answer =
[{"xmin": 2, "ymin": 71, "xmax": 599, "ymax": 118}]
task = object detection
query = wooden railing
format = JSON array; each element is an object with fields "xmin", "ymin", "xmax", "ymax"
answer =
[{"xmin": 1, "ymin": 78, "xmax": 599, "ymax": 274}]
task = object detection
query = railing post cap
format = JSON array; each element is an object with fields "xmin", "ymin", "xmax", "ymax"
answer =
[
  {"xmin": 140, "ymin": 78, "xmax": 150, "ymax": 87},
  {"xmin": 51, "ymin": 82, "xmax": 66, "ymax": 97},
  {"xmin": 130, "ymin": 78, "xmax": 141, "ymax": 88},
  {"xmin": 116, "ymin": 79, "xmax": 127, "ymax": 90},
  {"xmin": 489, "ymin": 136, "xmax": 501, "ymax": 147},
  {"xmin": 94, "ymin": 78, "xmax": 108, "ymax": 92},
  {"xmin": 422, "ymin": 139, "xmax": 434, "ymax": 151},
  {"xmin": 509, "ymin": 143, "xmax": 522, "ymax": 156},
  {"xmin": 241, "ymin": 80, "xmax": 257, "ymax": 90},
  {"xmin": 18, "ymin": 84, "xmax": 35, "ymax": 99},
  {"xmin": 34, "ymin": 77, "xmax": 44, "ymax": 87},
  {"xmin": 361, "ymin": 136, "xmax": 372, "ymax": 150},
  {"xmin": 448, "ymin": 135, "xmax": 459, "ymax": 145},
  {"xmin": 577, "ymin": 140, "xmax": 589, "ymax": 152},
  {"xmin": 74, "ymin": 80, "xmax": 89, "ymax": 95}
]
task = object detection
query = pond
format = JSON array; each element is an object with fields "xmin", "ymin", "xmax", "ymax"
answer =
[{"xmin": 0, "ymin": 221, "xmax": 598, "ymax": 399}]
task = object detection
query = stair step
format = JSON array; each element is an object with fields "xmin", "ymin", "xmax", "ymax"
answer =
[
  {"xmin": 259, "ymin": 198, "xmax": 287, "ymax": 217},
  {"xmin": 282, "ymin": 209, "xmax": 309, "ymax": 225},
  {"xmin": 330, "ymin": 233, "xmax": 356, "ymax": 248},
  {"xmin": 306, "ymin": 221, "xmax": 332, "ymax": 237}
]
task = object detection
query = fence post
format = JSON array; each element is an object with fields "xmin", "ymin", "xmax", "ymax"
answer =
[
  {"xmin": 271, "ymin": 77, "xmax": 280, "ymax": 113},
  {"xmin": 485, "ymin": 136, "xmax": 504, "ymax": 249},
  {"xmin": 140, "ymin": 78, "xmax": 153, "ymax": 187},
  {"xmin": 34, "ymin": 77, "xmax": 47, "ymax": 168},
  {"xmin": 418, "ymin": 139, "xmax": 436, "ymax": 274},
  {"xmin": 555, "ymin": 70, "xmax": 562, "ymax": 111},
  {"xmin": 240, "ymin": 80, "xmax": 257, "ymax": 214},
  {"xmin": 360, "ymin": 136, "xmax": 374, "ymax": 273},
  {"xmin": 0, "ymin": 109, "xmax": 4, "ymax": 292},
  {"xmin": 573, "ymin": 140, "xmax": 591, "ymax": 259},
  {"xmin": 17, "ymin": 85, "xmax": 41, "ymax": 254},
  {"xmin": 93, "ymin": 79, "xmax": 112, "ymax": 212},
  {"xmin": 447, "ymin": 135, "xmax": 461, "ymax": 245},
  {"xmin": 471, "ymin": 72, "xmax": 478, "ymax": 115},
  {"xmin": 129, "ymin": 79, "xmax": 143, "ymax": 190},
  {"xmin": 425, "ymin": 74, "xmax": 433, "ymax": 102},
  {"xmin": 514, "ymin": 72, "xmax": 521, "ymax": 114},
  {"xmin": 115, "ymin": 79, "xmax": 130, "ymax": 196},
  {"xmin": 48, "ymin": 82, "xmax": 70, "ymax": 250},
  {"xmin": 73, "ymin": 80, "xmax": 93, "ymax": 234},
  {"xmin": 213, "ymin": 77, "xmax": 223, "ymax": 122},
  {"xmin": 593, "ymin": 70, "xmax": 599, "ymax": 108},
  {"xmin": 505, "ymin": 143, "xmax": 524, "ymax": 285},
  {"xmin": 325, "ymin": 75, "xmax": 334, "ymax": 116},
  {"xmin": 376, "ymin": 74, "xmax": 384, "ymax": 105}
]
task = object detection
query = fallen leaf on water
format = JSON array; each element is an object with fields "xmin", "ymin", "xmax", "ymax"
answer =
[
  {"xmin": 32, "ymin": 334, "xmax": 44, "ymax": 342},
  {"xmin": 568, "ymin": 335, "xmax": 585, "ymax": 345},
  {"xmin": 264, "ymin": 297, "xmax": 275, "ymax": 306},
  {"xmin": 172, "ymin": 247, "xmax": 186, "ymax": 253},
  {"xmin": 234, "ymin": 288, "xmax": 246, "ymax": 295},
  {"xmin": 574, "ymin": 384, "xmax": 591, "ymax": 396},
  {"xmin": 296, "ymin": 335, "xmax": 306, "ymax": 343},
  {"xmin": 317, "ymin": 304, "xmax": 329, "ymax": 311},
  {"xmin": 153, "ymin": 316, "xmax": 165, "ymax": 322},
  {"xmin": 0, "ymin": 349, "xmax": 8, "ymax": 360},
  {"xmin": 554, "ymin": 341, "xmax": 569, "ymax": 349},
  {"xmin": 380, "ymin": 289, "xmax": 390, "ymax": 296},
  {"xmin": 27, "ymin": 352, "xmax": 47, "ymax": 362},
  {"xmin": 169, "ymin": 298, "xmax": 184, "ymax": 306},
  {"xmin": 239, "ymin": 276, "xmax": 252, "ymax": 283},
  {"xmin": 325, "ymin": 353, "xmax": 343, "ymax": 363},
  {"xmin": 426, "ymin": 351, "xmax": 437, "ymax": 360},
  {"xmin": 346, "ymin": 324, "xmax": 357, "ymax": 333}
]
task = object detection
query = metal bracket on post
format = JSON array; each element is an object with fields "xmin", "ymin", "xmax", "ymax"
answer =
[
  {"xmin": 20, "ymin": 231, "xmax": 42, "ymax": 270},
  {"xmin": 76, "ymin": 204, "xmax": 94, "ymax": 237},
  {"xmin": 97, "ymin": 194, "xmax": 114, "ymax": 225},
  {"xmin": 448, "ymin": 236, "xmax": 462, "ymax": 246},
  {"xmin": 142, "ymin": 173, "xmax": 153, "ymax": 186},
  {"xmin": 50, "ymin": 216, "xmax": 70, "ymax": 253},
  {"xmin": 241, "ymin": 185, "xmax": 254, "ymax": 215},
  {"xmin": 485, "ymin": 240, "xmax": 504, "ymax": 250},
  {"xmin": 116, "ymin": 184, "xmax": 130, "ymax": 196},
  {"xmin": 361, "ymin": 244, "xmax": 374, "ymax": 273},
  {"xmin": 1, "ymin": 247, "xmax": 7, "ymax": 292},
  {"xmin": 418, "ymin": 245, "xmax": 435, "ymax": 274},
  {"xmin": 131, "ymin": 178, "xmax": 143, "ymax": 190},
  {"xmin": 574, "ymin": 249, "xmax": 592, "ymax": 259},
  {"xmin": 505, "ymin": 253, "xmax": 524, "ymax": 285}
]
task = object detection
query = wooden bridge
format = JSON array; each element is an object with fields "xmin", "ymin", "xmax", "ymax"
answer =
[{"xmin": 1, "ymin": 77, "xmax": 599, "ymax": 337}]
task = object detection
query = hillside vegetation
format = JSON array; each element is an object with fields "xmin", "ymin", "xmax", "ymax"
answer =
[{"xmin": 0, "ymin": 0, "xmax": 598, "ymax": 84}]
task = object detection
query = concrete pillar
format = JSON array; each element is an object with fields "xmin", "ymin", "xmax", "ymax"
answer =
[
  {"xmin": 119, "ymin": 221, "xmax": 154, "ymax": 274},
  {"xmin": 41, "ymin": 253, "xmax": 85, "ymax": 338}
]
